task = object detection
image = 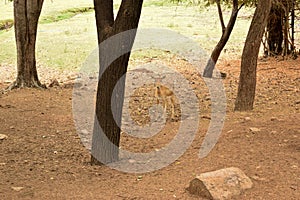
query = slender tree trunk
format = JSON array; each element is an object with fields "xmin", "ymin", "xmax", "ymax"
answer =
[
  {"xmin": 203, "ymin": 0, "xmax": 241, "ymax": 78},
  {"xmin": 10, "ymin": 0, "xmax": 45, "ymax": 89},
  {"xmin": 234, "ymin": 0, "xmax": 272, "ymax": 111},
  {"xmin": 91, "ymin": 0, "xmax": 143, "ymax": 165},
  {"xmin": 291, "ymin": 0, "xmax": 295, "ymax": 53}
]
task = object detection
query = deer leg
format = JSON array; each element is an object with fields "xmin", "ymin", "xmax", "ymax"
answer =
[{"xmin": 170, "ymin": 96, "xmax": 175, "ymax": 119}]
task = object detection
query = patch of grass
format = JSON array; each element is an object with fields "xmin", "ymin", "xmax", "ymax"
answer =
[
  {"xmin": 0, "ymin": 19, "xmax": 13, "ymax": 30},
  {"xmin": 40, "ymin": 7, "xmax": 94, "ymax": 24},
  {"xmin": 144, "ymin": 0, "xmax": 178, "ymax": 7},
  {"xmin": 167, "ymin": 22, "xmax": 179, "ymax": 28}
]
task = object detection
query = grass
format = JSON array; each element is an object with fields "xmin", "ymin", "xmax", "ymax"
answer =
[
  {"xmin": 0, "ymin": 19, "xmax": 13, "ymax": 31},
  {"xmin": 40, "ymin": 7, "xmax": 94, "ymax": 24},
  {"xmin": 0, "ymin": 0, "xmax": 256, "ymax": 72}
]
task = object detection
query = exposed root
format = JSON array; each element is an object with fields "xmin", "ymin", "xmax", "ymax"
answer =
[{"xmin": 4, "ymin": 80, "xmax": 47, "ymax": 92}]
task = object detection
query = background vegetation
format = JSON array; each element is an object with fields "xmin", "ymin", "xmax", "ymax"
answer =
[{"xmin": 1, "ymin": 0, "xmax": 297, "ymax": 72}]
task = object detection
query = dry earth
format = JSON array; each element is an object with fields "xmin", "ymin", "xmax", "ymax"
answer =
[{"xmin": 0, "ymin": 58, "xmax": 299, "ymax": 199}]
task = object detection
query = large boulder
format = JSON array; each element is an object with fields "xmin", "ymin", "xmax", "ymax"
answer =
[{"xmin": 186, "ymin": 167, "xmax": 253, "ymax": 200}]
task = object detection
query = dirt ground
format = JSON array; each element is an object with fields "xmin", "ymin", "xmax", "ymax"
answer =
[{"xmin": 0, "ymin": 58, "xmax": 299, "ymax": 199}]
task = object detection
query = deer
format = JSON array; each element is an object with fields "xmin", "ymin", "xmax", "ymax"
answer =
[{"xmin": 154, "ymin": 81, "xmax": 175, "ymax": 119}]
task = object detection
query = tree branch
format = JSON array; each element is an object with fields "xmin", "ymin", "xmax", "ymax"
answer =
[
  {"xmin": 216, "ymin": 0, "xmax": 226, "ymax": 34},
  {"xmin": 114, "ymin": 0, "xmax": 143, "ymax": 33}
]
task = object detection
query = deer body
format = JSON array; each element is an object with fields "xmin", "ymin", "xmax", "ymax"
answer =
[{"xmin": 154, "ymin": 84, "xmax": 175, "ymax": 119}]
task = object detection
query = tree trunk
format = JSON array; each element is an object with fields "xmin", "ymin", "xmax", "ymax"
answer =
[
  {"xmin": 234, "ymin": 0, "xmax": 272, "ymax": 111},
  {"xmin": 11, "ymin": 0, "xmax": 45, "ymax": 89},
  {"xmin": 203, "ymin": 0, "xmax": 241, "ymax": 78},
  {"xmin": 91, "ymin": 0, "xmax": 143, "ymax": 165},
  {"xmin": 266, "ymin": 4, "xmax": 284, "ymax": 56}
]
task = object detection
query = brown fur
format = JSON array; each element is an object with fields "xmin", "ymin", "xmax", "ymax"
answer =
[{"xmin": 154, "ymin": 84, "xmax": 175, "ymax": 119}]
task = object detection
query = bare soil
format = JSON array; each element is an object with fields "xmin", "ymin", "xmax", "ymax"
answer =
[{"xmin": 0, "ymin": 58, "xmax": 299, "ymax": 199}]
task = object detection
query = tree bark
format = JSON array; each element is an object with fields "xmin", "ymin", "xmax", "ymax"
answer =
[
  {"xmin": 234, "ymin": 0, "xmax": 272, "ymax": 111},
  {"xmin": 11, "ymin": 0, "xmax": 45, "ymax": 89},
  {"xmin": 203, "ymin": 0, "xmax": 241, "ymax": 78},
  {"xmin": 266, "ymin": 4, "xmax": 283, "ymax": 56},
  {"xmin": 91, "ymin": 0, "xmax": 143, "ymax": 165}
]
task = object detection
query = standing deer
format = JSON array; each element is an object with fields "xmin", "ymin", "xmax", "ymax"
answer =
[{"xmin": 154, "ymin": 83, "xmax": 175, "ymax": 119}]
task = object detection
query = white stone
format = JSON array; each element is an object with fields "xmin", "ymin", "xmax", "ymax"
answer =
[
  {"xmin": 244, "ymin": 117, "xmax": 251, "ymax": 121},
  {"xmin": 11, "ymin": 187, "xmax": 24, "ymax": 192},
  {"xmin": 0, "ymin": 134, "xmax": 8, "ymax": 140},
  {"xmin": 249, "ymin": 127, "xmax": 260, "ymax": 133}
]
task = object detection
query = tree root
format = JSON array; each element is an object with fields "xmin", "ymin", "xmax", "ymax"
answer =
[{"xmin": 4, "ymin": 80, "xmax": 47, "ymax": 92}]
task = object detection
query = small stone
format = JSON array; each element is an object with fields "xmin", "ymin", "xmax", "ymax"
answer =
[
  {"xmin": 249, "ymin": 127, "xmax": 260, "ymax": 133},
  {"xmin": 244, "ymin": 117, "xmax": 251, "ymax": 121},
  {"xmin": 205, "ymin": 96, "xmax": 211, "ymax": 101},
  {"xmin": 270, "ymin": 117, "xmax": 278, "ymax": 121},
  {"xmin": 201, "ymin": 115, "xmax": 211, "ymax": 120},
  {"xmin": 270, "ymin": 131, "xmax": 277, "ymax": 134},
  {"xmin": 295, "ymin": 100, "xmax": 300, "ymax": 104},
  {"xmin": 291, "ymin": 165, "xmax": 298, "ymax": 169},
  {"xmin": 11, "ymin": 187, "xmax": 24, "ymax": 192},
  {"xmin": 81, "ymin": 129, "xmax": 89, "ymax": 135},
  {"xmin": 0, "ymin": 134, "xmax": 8, "ymax": 140},
  {"xmin": 220, "ymin": 72, "xmax": 227, "ymax": 79}
]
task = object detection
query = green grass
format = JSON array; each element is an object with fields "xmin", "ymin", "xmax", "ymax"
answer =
[
  {"xmin": 40, "ymin": 7, "xmax": 94, "ymax": 24},
  {"xmin": 0, "ymin": 0, "xmax": 255, "ymax": 72},
  {"xmin": 0, "ymin": 19, "xmax": 13, "ymax": 31}
]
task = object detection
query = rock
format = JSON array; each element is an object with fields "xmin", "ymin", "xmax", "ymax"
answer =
[
  {"xmin": 244, "ymin": 117, "xmax": 251, "ymax": 122},
  {"xmin": 187, "ymin": 167, "xmax": 253, "ymax": 200},
  {"xmin": 220, "ymin": 72, "xmax": 227, "ymax": 79},
  {"xmin": 0, "ymin": 134, "xmax": 8, "ymax": 140},
  {"xmin": 270, "ymin": 117, "xmax": 278, "ymax": 121},
  {"xmin": 205, "ymin": 96, "xmax": 211, "ymax": 101},
  {"xmin": 295, "ymin": 100, "xmax": 300, "ymax": 105},
  {"xmin": 249, "ymin": 127, "xmax": 260, "ymax": 133},
  {"xmin": 4, "ymin": 80, "xmax": 12, "ymax": 84},
  {"xmin": 202, "ymin": 115, "xmax": 211, "ymax": 120},
  {"xmin": 81, "ymin": 129, "xmax": 89, "ymax": 135},
  {"xmin": 11, "ymin": 187, "xmax": 24, "ymax": 192}
]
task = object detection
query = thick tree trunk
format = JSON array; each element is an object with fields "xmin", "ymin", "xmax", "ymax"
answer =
[
  {"xmin": 234, "ymin": 0, "xmax": 272, "ymax": 111},
  {"xmin": 203, "ymin": 0, "xmax": 241, "ymax": 78},
  {"xmin": 11, "ymin": 0, "xmax": 44, "ymax": 89},
  {"xmin": 91, "ymin": 0, "xmax": 143, "ymax": 165}
]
